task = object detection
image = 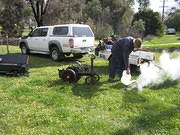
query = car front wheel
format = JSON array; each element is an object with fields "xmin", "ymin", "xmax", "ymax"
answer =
[{"xmin": 21, "ymin": 44, "xmax": 29, "ymax": 54}]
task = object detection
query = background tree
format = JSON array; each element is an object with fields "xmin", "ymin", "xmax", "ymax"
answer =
[
  {"xmin": 84, "ymin": 0, "xmax": 134, "ymax": 37},
  {"xmin": 106, "ymin": 0, "xmax": 134, "ymax": 35},
  {"xmin": 129, "ymin": 19, "xmax": 145, "ymax": 38},
  {"xmin": 164, "ymin": 10, "xmax": 180, "ymax": 31},
  {"xmin": 43, "ymin": 0, "xmax": 85, "ymax": 25},
  {"xmin": 0, "ymin": 0, "xmax": 144, "ymax": 39},
  {"xmin": 0, "ymin": 0, "xmax": 26, "ymax": 37},
  {"xmin": 26, "ymin": 0, "xmax": 50, "ymax": 27},
  {"xmin": 83, "ymin": 0, "xmax": 102, "ymax": 24},
  {"xmin": 137, "ymin": 0, "xmax": 150, "ymax": 9},
  {"xmin": 83, "ymin": 0, "xmax": 113, "ymax": 39},
  {"xmin": 132, "ymin": 9, "xmax": 164, "ymax": 36}
]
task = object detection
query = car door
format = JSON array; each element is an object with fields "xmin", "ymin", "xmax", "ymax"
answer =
[
  {"xmin": 38, "ymin": 28, "xmax": 49, "ymax": 52},
  {"xmin": 27, "ymin": 28, "xmax": 41, "ymax": 50}
]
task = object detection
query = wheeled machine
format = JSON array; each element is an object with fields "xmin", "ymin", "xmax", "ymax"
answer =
[{"xmin": 58, "ymin": 54, "xmax": 100, "ymax": 84}]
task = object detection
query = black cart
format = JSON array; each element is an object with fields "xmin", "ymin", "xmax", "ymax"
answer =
[{"xmin": 0, "ymin": 54, "xmax": 29, "ymax": 76}]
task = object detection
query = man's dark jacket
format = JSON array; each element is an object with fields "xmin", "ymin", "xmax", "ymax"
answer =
[{"xmin": 110, "ymin": 36, "xmax": 134, "ymax": 70}]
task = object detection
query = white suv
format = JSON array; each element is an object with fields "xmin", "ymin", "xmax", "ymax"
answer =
[{"xmin": 19, "ymin": 24, "xmax": 95, "ymax": 61}]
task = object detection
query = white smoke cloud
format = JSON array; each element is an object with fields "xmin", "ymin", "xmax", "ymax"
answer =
[{"xmin": 137, "ymin": 52, "xmax": 180, "ymax": 90}]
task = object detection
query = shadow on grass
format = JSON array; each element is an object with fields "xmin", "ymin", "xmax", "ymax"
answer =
[
  {"xmin": 48, "ymin": 77, "xmax": 106, "ymax": 99},
  {"xmin": 29, "ymin": 53, "xmax": 86, "ymax": 68},
  {"xmin": 71, "ymin": 81, "xmax": 105, "ymax": 98},
  {"xmin": 113, "ymin": 87, "xmax": 179, "ymax": 135},
  {"xmin": 149, "ymin": 79, "xmax": 179, "ymax": 90},
  {"xmin": 27, "ymin": 54, "xmax": 109, "ymax": 74},
  {"xmin": 113, "ymin": 106, "xmax": 178, "ymax": 135},
  {"xmin": 122, "ymin": 91, "xmax": 147, "ymax": 104}
]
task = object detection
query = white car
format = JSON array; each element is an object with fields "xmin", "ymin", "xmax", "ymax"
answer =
[
  {"xmin": 19, "ymin": 24, "xmax": 95, "ymax": 61},
  {"xmin": 167, "ymin": 28, "xmax": 176, "ymax": 35}
]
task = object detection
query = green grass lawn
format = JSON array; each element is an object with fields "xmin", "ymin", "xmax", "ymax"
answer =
[
  {"xmin": 143, "ymin": 34, "xmax": 180, "ymax": 45},
  {"xmin": 0, "ymin": 45, "xmax": 179, "ymax": 135}
]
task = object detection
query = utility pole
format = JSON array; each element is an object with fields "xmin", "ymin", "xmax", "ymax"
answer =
[
  {"xmin": 162, "ymin": 0, "xmax": 165, "ymax": 21},
  {"xmin": 160, "ymin": 0, "xmax": 168, "ymax": 21}
]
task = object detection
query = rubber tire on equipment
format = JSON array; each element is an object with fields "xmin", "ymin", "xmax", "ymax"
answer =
[
  {"xmin": 73, "ymin": 54, "xmax": 83, "ymax": 59},
  {"xmin": 85, "ymin": 74, "xmax": 100, "ymax": 85},
  {"xmin": 67, "ymin": 67, "xmax": 81, "ymax": 82},
  {"xmin": 61, "ymin": 69, "xmax": 77, "ymax": 83}
]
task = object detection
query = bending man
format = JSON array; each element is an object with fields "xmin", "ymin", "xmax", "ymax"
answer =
[{"xmin": 108, "ymin": 36, "xmax": 142, "ymax": 82}]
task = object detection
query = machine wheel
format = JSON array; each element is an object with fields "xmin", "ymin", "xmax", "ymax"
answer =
[
  {"xmin": 50, "ymin": 46, "xmax": 65, "ymax": 61},
  {"xmin": 21, "ymin": 44, "xmax": 29, "ymax": 54},
  {"xmin": 85, "ymin": 74, "xmax": 100, "ymax": 85},
  {"xmin": 67, "ymin": 67, "xmax": 81, "ymax": 82},
  {"xmin": 9, "ymin": 70, "xmax": 18, "ymax": 77},
  {"xmin": 73, "ymin": 54, "xmax": 83, "ymax": 59},
  {"xmin": 60, "ymin": 69, "xmax": 77, "ymax": 83},
  {"xmin": 19, "ymin": 67, "xmax": 27, "ymax": 75}
]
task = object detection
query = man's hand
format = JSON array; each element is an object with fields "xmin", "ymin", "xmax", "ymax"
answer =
[{"xmin": 126, "ymin": 68, "xmax": 131, "ymax": 75}]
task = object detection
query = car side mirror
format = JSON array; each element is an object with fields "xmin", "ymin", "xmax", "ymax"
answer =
[
  {"xmin": 28, "ymin": 30, "xmax": 34, "ymax": 37},
  {"xmin": 28, "ymin": 33, "xmax": 32, "ymax": 37}
]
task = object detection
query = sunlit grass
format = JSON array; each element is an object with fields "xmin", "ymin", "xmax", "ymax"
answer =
[{"xmin": 143, "ymin": 35, "xmax": 180, "ymax": 45}]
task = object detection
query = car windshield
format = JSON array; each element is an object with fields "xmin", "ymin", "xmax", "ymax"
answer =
[{"xmin": 73, "ymin": 27, "xmax": 93, "ymax": 37}]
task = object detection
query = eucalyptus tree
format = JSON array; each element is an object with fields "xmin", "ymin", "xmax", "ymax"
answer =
[
  {"xmin": 84, "ymin": 0, "xmax": 135, "ymax": 35},
  {"xmin": 109, "ymin": 0, "xmax": 134, "ymax": 35},
  {"xmin": 165, "ymin": 10, "xmax": 180, "ymax": 31},
  {"xmin": 137, "ymin": 0, "xmax": 150, "ymax": 9},
  {"xmin": 25, "ymin": 0, "xmax": 50, "ymax": 26},
  {"xmin": 43, "ymin": 0, "xmax": 85, "ymax": 25},
  {"xmin": 133, "ymin": 9, "xmax": 164, "ymax": 36},
  {"xmin": 0, "ymin": 0, "xmax": 26, "ymax": 37}
]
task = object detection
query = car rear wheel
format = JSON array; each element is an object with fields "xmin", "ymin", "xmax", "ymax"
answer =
[{"xmin": 50, "ymin": 46, "xmax": 64, "ymax": 61}]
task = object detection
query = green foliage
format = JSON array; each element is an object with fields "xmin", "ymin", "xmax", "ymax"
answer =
[
  {"xmin": 130, "ymin": 19, "xmax": 145, "ymax": 37},
  {"xmin": 84, "ymin": 0, "xmax": 134, "ymax": 35},
  {"xmin": 44, "ymin": 0, "xmax": 85, "ymax": 25},
  {"xmin": 109, "ymin": 0, "xmax": 134, "ymax": 35},
  {"xmin": 137, "ymin": 0, "xmax": 150, "ymax": 9},
  {"xmin": 94, "ymin": 24, "xmax": 114, "ymax": 40},
  {"xmin": 84, "ymin": 0, "xmax": 102, "ymax": 24},
  {"xmin": 25, "ymin": 0, "xmax": 50, "ymax": 26},
  {"xmin": 0, "ymin": 0, "xmax": 26, "ymax": 37},
  {"xmin": 85, "ymin": 18, "xmax": 113, "ymax": 40},
  {"xmin": 165, "ymin": 11, "xmax": 180, "ymax": 31},
  {"xmin": 133, "ymin": 9, "xmax": 164, "ymax": 37}
]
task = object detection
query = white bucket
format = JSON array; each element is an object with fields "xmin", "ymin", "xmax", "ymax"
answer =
[{"xmin": 121, "ymin": 70, "xmax": 136, "ymax": 85}]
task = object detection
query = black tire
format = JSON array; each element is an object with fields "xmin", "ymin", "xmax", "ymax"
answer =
[
  {"xmin": 21, "ymin": 44, "xmax": 29, "ymax": 54},
  {"xmin": 61, "ymin": 69, "xmax": 77, "ymax": 83},
  {"xmin": 50, "ymin": 46, "xmax": 65, "ymax": 61},
  {"xmin": 73, "ymin": 54, "xmax": 83, "ymax": 59},
  {"xmin": 85, "ymin": 74, "xmax": 100, "ymax": 85}
]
